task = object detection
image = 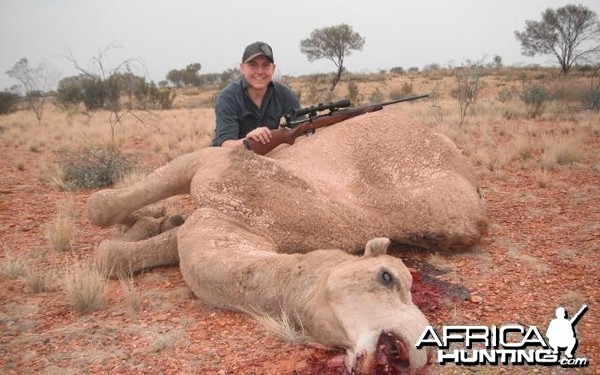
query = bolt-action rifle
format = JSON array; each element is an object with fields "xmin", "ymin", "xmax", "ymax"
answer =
[{"xmin": 244, "ymin": 93, "xmax": 430, "ymax": 155}]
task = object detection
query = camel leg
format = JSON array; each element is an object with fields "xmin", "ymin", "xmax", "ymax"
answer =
[
  {"xmin": 87, "ymin": 147, "xmax": 233, "ymax": 228},
  {"xmin": 96, "ymin": 213, "xmax": 184, "ymax": 278},
  {"xmin": 176, "ymin": 209, "xmax": 293, "ymax": 314},
  {"xmin": 119, "ymin": 204, "xmax": 167, "ymax": 229},
  {"xmin": 114, "ymin": 214, "xmax": 185, "ymax": 242},
  {"xmin": 96, "ymin": 228, "xmax": 180, "ymax": 279}
]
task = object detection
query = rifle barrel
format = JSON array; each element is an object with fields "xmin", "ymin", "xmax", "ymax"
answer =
[
  {"xmin": 246, "ymin": 92, "xmax": 429, "ymax": 155},
  {"xmin": 377, "ymin": 93, "xmax": 430, "ymax": 107}
]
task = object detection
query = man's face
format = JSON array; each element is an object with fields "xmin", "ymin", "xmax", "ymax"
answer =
[{"xmin": 240, "ymin": 55, "xmax": 275, "ymax": 91}]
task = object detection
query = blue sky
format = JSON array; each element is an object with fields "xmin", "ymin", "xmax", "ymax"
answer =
[{"xmin": 1, "ymin": 0, "xmax": 599, "ymax": 90}]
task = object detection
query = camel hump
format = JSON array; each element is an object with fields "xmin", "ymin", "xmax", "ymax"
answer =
[{"xmin": 364, "ymin": 237, "xmax": 391, "ymax": 257}]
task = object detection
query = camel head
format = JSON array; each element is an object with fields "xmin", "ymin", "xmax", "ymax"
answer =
[{"xmin": 306, "ymin": 238, "xmax": 431, "ymax": 374}]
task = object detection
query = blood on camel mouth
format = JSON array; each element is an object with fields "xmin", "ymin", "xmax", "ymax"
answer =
[{"xmin": 375, "ymin": 332, "xmax": 410, "ymax": 373}]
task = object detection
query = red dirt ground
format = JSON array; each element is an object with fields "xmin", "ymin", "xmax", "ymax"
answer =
[{"xmin": 0, "ymin": 128, "xmax": 598, "ymax": 375}]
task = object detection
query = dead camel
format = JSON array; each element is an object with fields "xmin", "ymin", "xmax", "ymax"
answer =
[{"xmin": 87, "ymin": 112, "xmax": 488, "ymax": 373}]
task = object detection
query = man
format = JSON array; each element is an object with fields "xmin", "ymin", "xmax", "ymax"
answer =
[{"xmin": 211, "ymin": 41, "xmax": 300, "ymax": 149}]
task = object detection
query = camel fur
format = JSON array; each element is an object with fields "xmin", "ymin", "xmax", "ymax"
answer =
[{"xmin": 87, "ymin": 112, "xmax": 487, "ymax": 372}]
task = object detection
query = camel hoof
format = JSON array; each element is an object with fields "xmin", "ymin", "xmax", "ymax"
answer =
[
  {"xmin": 87, "ymin": 190, "xmax": 124, "ymax": 228},
  {"xmin": 160, "ymin": 214, "xmax": 185, "ymax": 233}
]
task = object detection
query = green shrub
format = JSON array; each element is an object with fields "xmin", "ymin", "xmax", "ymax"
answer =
[
  {"xmin": 81, "ymin": 79, "xmax": 107, "ymax": 110},
  {"xmin": 347, "ymin": 81, "xmax": 362, "ymax": 106},
  {"xmin": 520, "ymin": 83, "xmax": 549, "ymax": 118},
  {"xmin": 136, "ymin": 79, "xmax": 176, "ymax": 110},
  {"xmin": 580, "ymin": 88, "xmax": 600, "ymax": 111},
  {"xmin": 496, "ymin": 87, "xmax": 514, "ymax": 103},
  {"xmin": 369, "ymin": 88, "xmax": 385, "ymax": 103},
  {"xmin": 56, "ymin": 76, "xmax": 85, "ymax": 108},
  {"xmin": 0, "ymin": 92, "xmax": 20, "ymax": 114},
  {"xmin": 59, "ymin": 146, "xmax": 134, "ymax": 190},
  {"xmin": 150, "ymin": 86, "xmax": 176, "ymax": 110}
]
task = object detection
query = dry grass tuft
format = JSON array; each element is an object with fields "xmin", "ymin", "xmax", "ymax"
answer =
[
  {"xmin": 534, "ymin": 169, "xmax": 551, "ymax": 188},
  {"xmin": 39, "ymin": 160, "xmax": 70, "ymax": 191},
  {"xmin": 539, "ymin": 150, "xmax": 558, "ymax": 171},
  {"xmin": 0, "ymin": 255, "xmax": 25, "ymax": 279},
  {"xmin": 45, "ymin": 195, "xmax": 78, "ymax": 251},
  {"xmin": 22, "ymin": 266, "xmax": 52, "ymax": 293},
  {"xmin": 248, "ymin": 308, "xmax": 312, "ymax": 344},
  {"xmin": 62, "ymin": 260, "xmax": 108, "ymax": 314},
  {"xmin": 427, "ymin": 251, "xmax": 455, "ymax": 271},
  {"xmin": 506, "ymin": 242, "xmax": 550, "ymax": 275},
  {"xmin": 554, "ymin": 141, "xmax": 585, "ymax": 165},
  {"xmin": 148, "ymin": 332, "xmax": 175, "ymax": 353},
  {"xmin": 513, "ymin": 136, "xmax": 534, "ymax": 161},
  {"xmin": 114, "ymin": 169, "xmax": 148, "ymax": 189},
  {"xmin": 119, "ymin": 274, "xmax": 142, "ymax": 315},
  {"xmin": 540, "ymin": 137, "xmax": 585, "ymax": 169},
  {"xmin": 556, "ymin": 247, "xmax": 577, "ymax": 259}
]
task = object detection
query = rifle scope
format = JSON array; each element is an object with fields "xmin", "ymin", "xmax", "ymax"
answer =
[{"xmin": 292, "ymin": 99, "xmax": 351, "ymax": 117}]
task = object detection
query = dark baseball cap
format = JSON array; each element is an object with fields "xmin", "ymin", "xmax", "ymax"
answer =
[{"xmin": 242, "ymin": 42, "xmax": 274, "ymax": 63}]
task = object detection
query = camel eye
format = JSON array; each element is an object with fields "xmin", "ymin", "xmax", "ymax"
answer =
[{"xmin": 379, "ymin": 269, "xmax": 395, "ymax": 287}]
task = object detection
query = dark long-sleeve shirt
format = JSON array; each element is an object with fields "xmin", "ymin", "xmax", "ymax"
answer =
[{"xmin": 211, "ymin": 77, "xmax": 300, "ymax": 146}]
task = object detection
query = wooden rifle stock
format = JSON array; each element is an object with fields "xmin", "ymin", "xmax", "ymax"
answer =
[
  {"xmin": 246, "ymin": 93, "xmax": 429, "ymax": 155},
  {"xmin": 246, "ymin": 107, "xmax": 368, "ymax": 155}
]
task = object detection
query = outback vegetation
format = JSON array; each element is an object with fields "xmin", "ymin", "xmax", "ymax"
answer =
[{"xmin": 1, "ymin": 4, "xmax": 599, "ymax": 374}]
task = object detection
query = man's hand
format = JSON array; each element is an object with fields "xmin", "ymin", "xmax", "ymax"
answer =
[
  {"xmin": 219, "ymin": 126, "xmax": 272, "ymax": 149},
  {"xmin": 246, "ymin": 126, "xmax": 272, "ymax": 144}
]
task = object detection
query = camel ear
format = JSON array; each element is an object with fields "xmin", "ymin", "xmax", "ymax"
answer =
[{"xmin": 364, "ymin": 237, "xmax": 391, "ymax": 257}]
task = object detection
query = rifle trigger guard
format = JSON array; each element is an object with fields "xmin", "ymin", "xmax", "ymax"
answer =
[{"xmin": 306, "ymin": 119, "xmax": 316, "ymax": 135}]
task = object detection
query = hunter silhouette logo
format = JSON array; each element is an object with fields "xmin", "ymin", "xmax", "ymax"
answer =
[
  {"xmin": 546, "ymin": 305, "xmax": 587, "ymax": 359},
  {"xmin": 416, "ymin": 305, "xmax": 589, "ymax": 367}
]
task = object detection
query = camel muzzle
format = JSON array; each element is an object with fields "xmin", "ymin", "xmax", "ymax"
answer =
[{"xmin": 356, "ymin": 331, "xmax": 433, "ymax": 374}]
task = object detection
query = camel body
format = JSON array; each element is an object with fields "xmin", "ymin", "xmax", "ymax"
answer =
[{"xmin": 87, "ymin": 112, "xmax": 488, "ymax": 372}]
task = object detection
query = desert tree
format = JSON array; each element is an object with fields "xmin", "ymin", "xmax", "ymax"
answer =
[
  {"xmin": 492, "ymin": 55, "xmax": 503, "ymax": 69},
  {"xmin": 515, "ymin": 4, "xmax": 600, "ymax": 75},
  {"xmin": 66, "ymin": 45, "xmax": 153, "ymax": 144},
  {"xmin": 6, "ymin": 58, "xmax": 58, "ymax": 123},
  {"xmin": 166, "ymin": 63, "xmax": 202, "ymax": 87},
  {"xmin": 300, "ymin": 24, "xmax": 365, "ymax": 91},
  {"xmin": 452, "ymin": 59, "xmax": 486, "ymax": 127},
  {"xmin": 219, "ymin": 67, "xmax": 241, "ymax": 88}
]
